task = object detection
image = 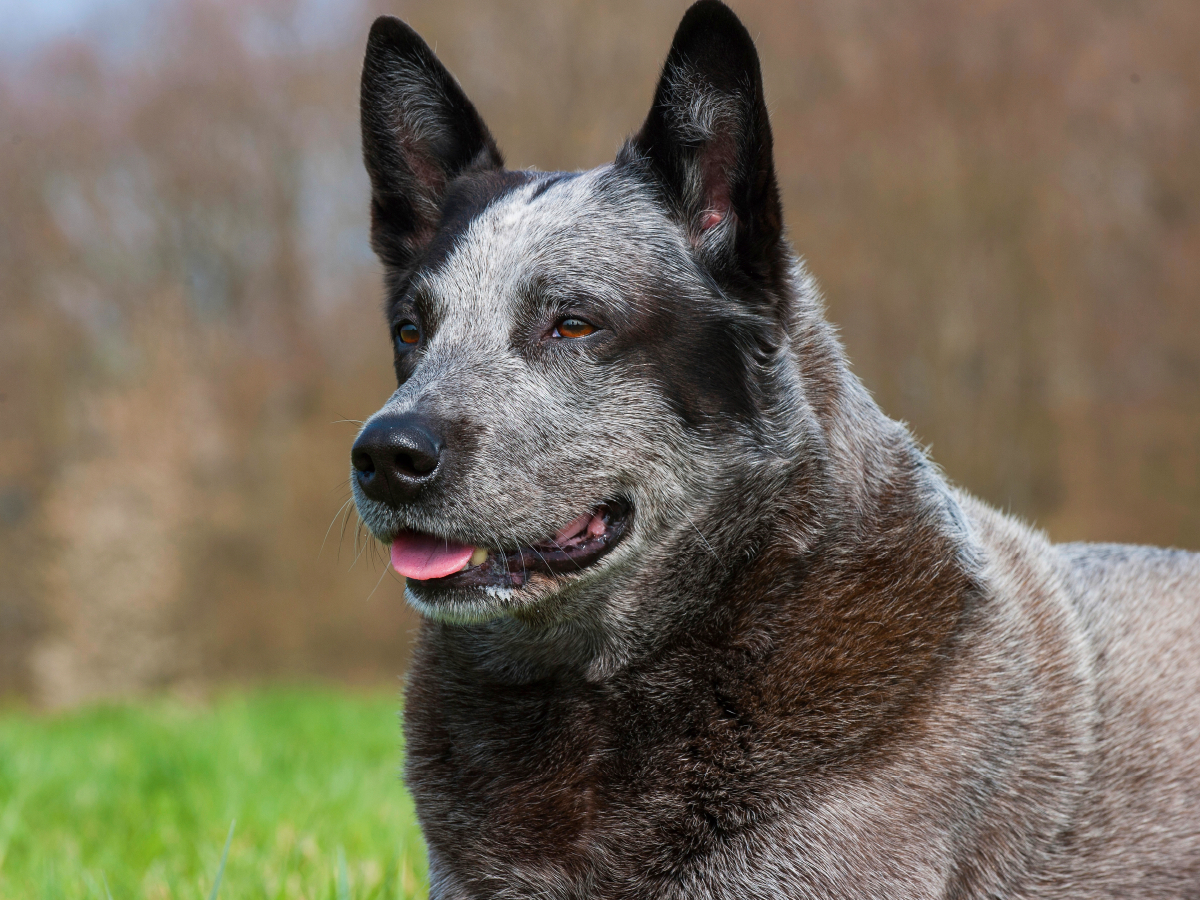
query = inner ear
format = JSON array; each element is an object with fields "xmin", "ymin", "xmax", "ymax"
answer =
[
  {"xmin": 360, "ymin": 16, "xmax": 503, "ymax": 272},
  {"xmin": 696, "ymin": 131, "xmax": 738, "ymax": 234},
  {"xmin": 619, "ymin": 1, "xmax": 784, "ymax": 286}
]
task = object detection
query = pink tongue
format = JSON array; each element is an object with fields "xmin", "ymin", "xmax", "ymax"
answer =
[{"xmin": 390, "ymin": 532, "xmax": 476, "ymax": 581}]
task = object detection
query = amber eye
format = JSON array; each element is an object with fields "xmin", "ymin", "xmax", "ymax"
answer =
[
  {"xmin": 555, "ymin": 317, "xmax": 596, "ymax": 339},
  {"xmin": 396, "ymin": 322, "xmax": 420, "ymax": 345}
]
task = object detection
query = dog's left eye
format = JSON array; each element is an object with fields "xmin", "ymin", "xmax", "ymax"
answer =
[
  {"xmin": 553, "ymin": 318, "xmax": 596, "ymax": 339},
  {"xmin": 395, "ymin": 322, "xmax": 420, "ymax": 345}
]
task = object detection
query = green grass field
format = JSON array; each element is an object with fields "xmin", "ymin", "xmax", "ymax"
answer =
[{"xmin": 0, "ymin": 688, "xmax": 428, "ymax": 899}]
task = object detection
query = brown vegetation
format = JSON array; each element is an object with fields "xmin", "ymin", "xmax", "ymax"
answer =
[{"xmin": 1, "ymin": 0, "xmax": 1196, "ymax": 705}]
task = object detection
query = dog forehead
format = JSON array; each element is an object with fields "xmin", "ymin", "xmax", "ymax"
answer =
[{"xmin": 418, "ymin": 168, "xmax": 680, "ymax": 321}]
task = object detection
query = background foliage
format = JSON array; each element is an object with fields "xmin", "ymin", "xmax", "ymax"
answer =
[{"xmin": 1, "ymin": 0, "xmax": 1197, "ymax": 706}]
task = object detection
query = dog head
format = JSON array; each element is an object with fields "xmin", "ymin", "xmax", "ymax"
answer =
[{"xmin": 350, "ymin": 1, "xmax": 818, "ymax": 627}]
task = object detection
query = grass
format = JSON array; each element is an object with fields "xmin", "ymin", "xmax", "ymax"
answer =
[{"xmin": 0, "ymin": 687, "xmax": 428, "ymax": 899}]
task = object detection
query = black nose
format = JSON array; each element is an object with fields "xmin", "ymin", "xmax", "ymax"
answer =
[{"xmin": 351, "ymin": 415, "xmax": 443, "ymax": 505}]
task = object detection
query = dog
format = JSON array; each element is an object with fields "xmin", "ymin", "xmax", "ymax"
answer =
[{"xmin": 348, "ymin": 3, "xmax": 1200, "ymax": 896}]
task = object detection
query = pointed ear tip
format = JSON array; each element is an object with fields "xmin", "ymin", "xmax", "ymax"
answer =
[
  {"xmin": 683, "ymin": 0, "xmax": 738, "ymax": 18},
  {"xmin": 670, "ymin": 1, "xmax": 760, "ymax": 69},
  {"xmin": 677, "ymin": 0, "xmax": 753, "ymax": 39},
  {"xmin": 366, "ymin": 15, "xmax": 422, "ymax": 54}
]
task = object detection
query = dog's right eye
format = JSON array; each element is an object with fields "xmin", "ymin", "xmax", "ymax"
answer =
[
  {"xmin": 395, "ymin": 322, "xmax": 420, "ymax": 345},
  {"xmin": 553, "ymin": 318, "xmax": 596, "ymax": 339}
]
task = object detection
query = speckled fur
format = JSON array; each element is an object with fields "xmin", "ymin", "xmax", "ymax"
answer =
[{"xmin": 351, "ymin": 4, "xmax": 1200, "ymax": 897}]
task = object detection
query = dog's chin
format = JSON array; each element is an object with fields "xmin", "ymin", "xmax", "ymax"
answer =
[
  {"xmin": 393, "ymin": 499, "xmax": 632, "ymax": 623},
  {"xmin": 404, "ymin": 577, "xmax": 559, "ymax": 624}
]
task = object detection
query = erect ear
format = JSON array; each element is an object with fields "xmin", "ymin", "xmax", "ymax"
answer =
[
  {"xmin": 360, "ymin": 16, "xmax": 503, "ymax": 272},
  {"xmin": 621, "ymin": 1, "xmax": 784, "ymax": 287}
]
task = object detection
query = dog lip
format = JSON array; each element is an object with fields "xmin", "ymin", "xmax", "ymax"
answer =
[{"xmin": 406, "ymin": 499, "xmax": 631, "ymax": 590}]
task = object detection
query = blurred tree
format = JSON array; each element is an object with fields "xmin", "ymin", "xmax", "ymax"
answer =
[{"xmin": 0, "ymin": 0, "xmax": 1196, "ymax": 704}]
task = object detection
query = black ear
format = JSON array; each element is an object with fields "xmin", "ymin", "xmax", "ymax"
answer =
[
  {"xmin": 360, "ymin": 16, "xmax": 503, "ymax": 272},
  {"xmin": 621, "ymin": 1, "xmax": 784, "ymax": 288}
]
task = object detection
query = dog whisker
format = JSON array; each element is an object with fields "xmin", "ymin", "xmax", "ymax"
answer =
[
  {"xmin": 320, "ymin": 497, "xmax": 356, "ymax": 560},
  {"xmin": 365, "ymin": 546, "xmax": 393, "ymax": 601},
  {"xmin": 336, "ymin": 500, "xmax": 357, "ymax": 564},
  {"xmin": 680, "ymin": 510, "xmax": 727, "ymax": 573},
  {"xmin": 350, "ymin": 519, "xmax": 373, "ymax": 571}
]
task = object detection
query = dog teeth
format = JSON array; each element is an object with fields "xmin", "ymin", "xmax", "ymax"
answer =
[{"xmin": 469, "ymin": 547, "xmax": 489, "ymax": 567}]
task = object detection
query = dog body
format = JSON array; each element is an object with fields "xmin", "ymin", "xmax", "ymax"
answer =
[{"xmin": 349, "ymin": 4, "xmax": 1200, "ymax": 897}]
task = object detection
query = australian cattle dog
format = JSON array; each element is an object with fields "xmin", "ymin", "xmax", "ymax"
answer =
[{"xmin": 348, "ymin": 3, "xmax": 1200, "ymax": 896}]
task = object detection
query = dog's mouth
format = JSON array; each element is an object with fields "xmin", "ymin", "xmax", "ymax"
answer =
[{"xmin": 389, "ymin": 500, "xmax": 631, "ymax": 590}]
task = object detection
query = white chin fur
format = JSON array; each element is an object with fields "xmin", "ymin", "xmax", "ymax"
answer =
[{"xmin": 405, "ymin": 583, "xmax": 519, "ymax": 624}]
